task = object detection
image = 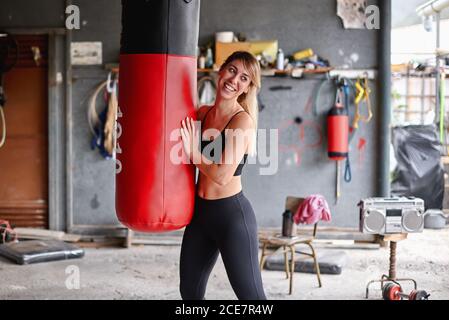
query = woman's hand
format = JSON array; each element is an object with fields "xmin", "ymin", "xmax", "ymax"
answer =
[{"xmin": 180, "ymin": 117, "xmax": 200, "ymax": 164}]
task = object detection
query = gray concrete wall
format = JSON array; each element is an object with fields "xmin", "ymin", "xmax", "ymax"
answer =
[
  {"xmin": 1, "ymin": 0, "xmax": 381, "ymax": 230},
  {"xmin": 0, "ymin": 0, "xmax": 65, "ymax": 28}
]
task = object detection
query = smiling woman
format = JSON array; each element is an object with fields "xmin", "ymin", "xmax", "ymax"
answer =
[{"xmin": 179, "ymin": 51, "xmax": 267, "ymax": 300}]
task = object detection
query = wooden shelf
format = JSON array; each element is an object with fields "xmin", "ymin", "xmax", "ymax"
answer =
[
  {"xmin": 197, "ymin": 68, "xmax": 216, "ymax": 73},
  {"xmin": 303, "ymin": 67, "xmax": 333, "ymax": 74},
  {"xmin": 198, "ymin": 67, "xmax": 333, "ymax": 77},
  {"xmin": 101, "ymin": 65, "xmax": 334, "ymax": 77},
  {"xmin": 101, "ymin": 63, "xmax": 334, "ymax": 77}
]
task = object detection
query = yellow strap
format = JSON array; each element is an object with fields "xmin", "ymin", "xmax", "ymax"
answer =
[
  {"xmin": 361, "ymin": 76, "xmax": 373, "ymax": 123},
  {"xmin": 355, "ymin": 80, "xmax": 365, "ymax": 104},
  {"xmin": 352, "ymin": 77, "xmax": 373, "ymax": 129},
  {"xmin": 352, "ymin": 79, "xmax": 363, "ymax": 129}
]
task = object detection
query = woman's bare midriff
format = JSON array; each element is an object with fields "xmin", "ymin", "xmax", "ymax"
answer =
[
  {"xmin": 196, "ymin": 173, "xmax": 243, "ymax": 200},
  {"xmin": 196, "ymin": 105, "xmax": 248, "ymax": 200}
]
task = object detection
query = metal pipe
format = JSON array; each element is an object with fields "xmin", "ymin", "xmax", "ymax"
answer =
[
  {"xmin": 435, "ymin": 12, "xmax": 441, "ymax": 132},
  {"xmin": 416, "ymin": 0, "xmax": 449, "ymax": 16},
  {"xmin": 421, "ymin": 75, "xmax": 426, "ymax": 124},
  {"xmin": 65, "ymin": 0, "xmax": 74, "ymax": 232},
  {"xmin": 378, "ymin": 0, "xmax": 392, "ymax": 197},
  {"xmin": 48, "ymin": 32, "xmax": 57, "ymax": 230}
]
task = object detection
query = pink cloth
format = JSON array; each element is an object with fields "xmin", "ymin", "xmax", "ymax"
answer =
[{"xmin": 293, "ymin": 194, "xmax": 331, "ymax": 225}]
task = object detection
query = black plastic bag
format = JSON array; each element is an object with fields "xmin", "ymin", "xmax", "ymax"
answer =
[{"xmin": 391, "ymin": 125, "xmax": 444, "ymax": 210}]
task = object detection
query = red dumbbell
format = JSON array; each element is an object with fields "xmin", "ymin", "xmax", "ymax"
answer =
[{"xmin": 382, "ymin": 283, "xmax": 430, "ymax": 300}]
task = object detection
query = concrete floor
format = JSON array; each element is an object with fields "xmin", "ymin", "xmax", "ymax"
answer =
[{"xmin": 0, "ymin": 227, "xmax": 448, "ymax": 300}]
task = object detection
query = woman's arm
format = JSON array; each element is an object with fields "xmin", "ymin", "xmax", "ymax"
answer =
[{"xmin": 181, "ymin": 112, "xmax": 253, "ymax": 186}]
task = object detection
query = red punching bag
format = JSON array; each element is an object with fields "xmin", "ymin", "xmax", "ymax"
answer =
[
  {"xmin": 116, "ymin": 0, "xmax": 200, "ymax": 232},
  {"xmin": 327, "ymin": 89, "xmax": 349, "ymax": 161}
]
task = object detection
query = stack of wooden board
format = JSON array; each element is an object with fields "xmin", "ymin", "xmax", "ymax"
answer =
[{"xmin": 13, "ymin": 228, "xmax": 81, "ymax": 243}]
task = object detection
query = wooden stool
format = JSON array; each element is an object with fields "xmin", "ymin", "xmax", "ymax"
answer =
[{"xmin": 259, "ymin": 233, "xmax": 322, "ymax": 295}]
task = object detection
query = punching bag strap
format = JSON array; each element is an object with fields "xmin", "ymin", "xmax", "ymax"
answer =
[{"xmin": 344, "ymin": 156, "xmax": 352, "ymax": 182}]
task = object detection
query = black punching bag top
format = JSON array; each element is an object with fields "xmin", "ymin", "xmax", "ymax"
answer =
[{"xmin": 120, "ymin": 0, "xmax": 200, "ymax": 56}]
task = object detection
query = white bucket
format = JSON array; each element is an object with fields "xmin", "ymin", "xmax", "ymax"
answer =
[{"xmin": 215, "ymin": 31, "xmax": 235, "ymax": 43}]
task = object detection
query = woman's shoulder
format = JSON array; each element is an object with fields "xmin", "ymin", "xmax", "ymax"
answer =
[
  {"xmin": 227, "ymin": 109, "xmax": 254, "ymax": 130},
  {"xmin": 196, "ymin": 105, "xmax": 213, "ymax": 122}
]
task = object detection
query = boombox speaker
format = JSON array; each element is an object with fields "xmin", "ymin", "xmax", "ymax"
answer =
[{"xmin": 359, "ymin": 197, "xmax": 425, "ymax": 234}]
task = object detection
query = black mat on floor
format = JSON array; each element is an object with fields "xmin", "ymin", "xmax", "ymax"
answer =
[
  {"xmin": 264, "ymin": 249, "xmax": 347, "ymax": 275},
  {"xmin": 0, "ymin": 240, "xmax": 84, "ymax": 265}
]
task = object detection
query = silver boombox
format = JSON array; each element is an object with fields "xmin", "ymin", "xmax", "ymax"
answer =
[{"xmin": 359, "ymin": 197, "xmax": 425, "ymax": 234}]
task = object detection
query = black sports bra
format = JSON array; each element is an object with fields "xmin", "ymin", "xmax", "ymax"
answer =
[{"xmin": 200, "ymin": 108, "xmax": 248, "ymax": 176}]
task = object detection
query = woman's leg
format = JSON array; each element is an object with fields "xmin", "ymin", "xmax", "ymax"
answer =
[
  {"xmin": 179, "ymin": 214, "xmax": 219, "ymax": 300},
  {"xmin": 217, "ymin": 194, "xmax": 267, "ymax": 300}
]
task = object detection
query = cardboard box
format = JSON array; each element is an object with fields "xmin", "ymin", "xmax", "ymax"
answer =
[{"xmin": 215, "ymin": 40, "xmax": 278, "ymax": 68}]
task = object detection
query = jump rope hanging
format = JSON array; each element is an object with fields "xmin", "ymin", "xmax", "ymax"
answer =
[{"xmin": 87, "ymin": 71, "xmax": 118, "ymax": 160}]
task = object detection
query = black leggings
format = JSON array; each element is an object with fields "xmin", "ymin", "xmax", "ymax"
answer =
[{"xmin": 179, "ymin": 191, "xmax": 267, "ymax": 300}]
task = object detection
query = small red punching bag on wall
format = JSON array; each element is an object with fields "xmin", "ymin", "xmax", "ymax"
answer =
[
  {"xmin": 327, "ymin": 89, "xmax": 349, "ymax": 161},
  {"xmin": 116, "ymin": 0, "xmax": 200, "ymax": 232}
]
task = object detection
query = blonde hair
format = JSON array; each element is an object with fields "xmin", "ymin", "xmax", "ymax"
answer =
[{"xmin": 219, "ymin": 51, "xmax": 261, "ymax": 156}]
